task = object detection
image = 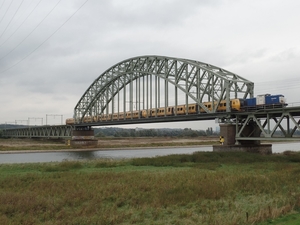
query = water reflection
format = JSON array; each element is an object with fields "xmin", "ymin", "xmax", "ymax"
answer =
[
  {"xmin": 66, "ymin": 151, "xmax": 97, "ymax": 160},
  {"xmin": 0, "ymin": 143, "xmax": 299, "ymax": 164}
]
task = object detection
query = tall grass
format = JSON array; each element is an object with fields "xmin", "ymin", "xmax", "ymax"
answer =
[{"xmin": 0, "ymin": 152, "xmax": 300, "ymax": 224}]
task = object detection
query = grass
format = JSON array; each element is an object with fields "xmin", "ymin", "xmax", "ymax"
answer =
[
  {"xmin": 0, "ymin": 137, "xmax": 218, "ymax": 151},
  {"xmin": 0, "ymin": 152, "xmax": 300, "ymax": 224},
  {"xmin": 257, "ymin": 212, "xmax": 300, "ymax": 225}
]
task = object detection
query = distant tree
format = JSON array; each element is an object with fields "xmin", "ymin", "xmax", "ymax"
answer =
[
  {"xmin": 190, "ymin": 131, "xmax": 198, "ymax": 137},
  {"xmin": 130, "ymin": 130, "xmax": 136, "ymax": 137},
  {"xmin": 95, "ymin": 131, "xmax": 105, "ymax": 137},
  {"xmin": 114, "ymin": 132, "xmax": 121, "ymax": 137}
]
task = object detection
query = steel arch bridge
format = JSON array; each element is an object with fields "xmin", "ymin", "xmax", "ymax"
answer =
[{"xmin": 74, "ymin": 55, "xmax": 254, "ymax": 124}]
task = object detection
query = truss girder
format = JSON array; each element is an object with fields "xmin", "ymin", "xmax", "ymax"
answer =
[
  {"xmin": 236, "ymin": 109, "xmax": 300, "ymax": 140},
  {"xmin": 74, "ymin": 55, "xmax": 254, "ymax": 123},
  {"xmin": 2, "ymin": 125, "xmax": 73, "ymax": 138}
]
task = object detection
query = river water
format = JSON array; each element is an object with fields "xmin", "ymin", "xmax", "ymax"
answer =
[{"xmin": 0, "ymin": 143, "xmax": 299, "ymax": 164}]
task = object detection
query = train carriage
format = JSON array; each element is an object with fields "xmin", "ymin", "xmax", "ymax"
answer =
[{"xmin": 66, "ymin": 94, "xmax": 287, "ymax": 124}]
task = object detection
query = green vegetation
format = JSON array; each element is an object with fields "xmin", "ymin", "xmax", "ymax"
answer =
[
  {"xmin": 258, "ymin": 212, "xmax": 300, "ymax": 225},
  {"xmin": 0, "ymin": 151, "xmax": 300, "ymax": 224},
  {"xmin": 94, "ymin": 127, "xmax": 216, "ymax": 137}
]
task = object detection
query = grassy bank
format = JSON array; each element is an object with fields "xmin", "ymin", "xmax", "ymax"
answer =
[
  {"xmin": 0, "ymin": 151, "xmax": 300, "ymax": 224},
  {"xmin": 0, "ymin": 137, "xmax": 218, "ymax": 151}
]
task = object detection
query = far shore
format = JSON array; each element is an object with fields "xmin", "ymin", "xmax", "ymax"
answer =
[
  {"xmin": 0, "ymin": 136, "xmax": 299, "ymax": 154},
  {"xmin": 0, "ymin": 144, "xmax": 213, "ymax": 154}
]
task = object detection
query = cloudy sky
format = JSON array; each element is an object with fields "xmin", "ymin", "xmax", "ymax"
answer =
[{"xmin": 0, "ymin": 0, "xmax": 299, "ymax": 129}]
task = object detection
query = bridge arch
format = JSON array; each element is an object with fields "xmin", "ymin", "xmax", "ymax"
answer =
[{"xmin": 74, "ymin": 55, "xmax": 254, "ymax": 123}]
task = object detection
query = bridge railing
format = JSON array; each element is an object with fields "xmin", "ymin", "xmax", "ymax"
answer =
[{"xmin": 288, "ymin": 102, "xmax": 300, "ymax": 107}]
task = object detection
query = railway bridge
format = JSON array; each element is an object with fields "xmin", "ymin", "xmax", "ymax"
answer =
[{"xmin": 3, "ymin": 56, "xmax": 300, "ymax": 153}]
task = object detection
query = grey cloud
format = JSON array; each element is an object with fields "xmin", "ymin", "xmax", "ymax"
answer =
[
  {"xmin": 1, "ymin": 0, "xmax": 300, "ymax": 127},
  {"xmin": 271, "ymin": 48, "xmax": 300, "ymax": 62}
]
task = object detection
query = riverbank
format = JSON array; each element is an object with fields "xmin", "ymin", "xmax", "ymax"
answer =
[
  {"xmin": 0, "ymin": 137, "xmax": 219, "ymax": 152},
  {"xmin": 0, "ymin": 152, "xmax": 299, "ymax": 225}
]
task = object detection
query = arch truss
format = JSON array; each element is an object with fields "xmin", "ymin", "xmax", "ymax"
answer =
[{"xmin": 74, "ymin": 55, "xmax": 254, "ymax": 123}]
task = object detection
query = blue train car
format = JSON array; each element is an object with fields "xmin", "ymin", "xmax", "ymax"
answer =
[
  {"xmin": 242, "ymin": 94, "xmax": 287, "ymax": 111},
  {"xmin": 244, "ymin": 98, "xmax": 256, "ymax": 107},
  {"xmin": 265, "ymin": 94, "xmax": 286, "ymax": 105}
]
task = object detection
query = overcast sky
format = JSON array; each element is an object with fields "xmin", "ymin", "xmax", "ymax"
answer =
[{"xmin": 0, "ymin": 0, "xmax": 299, "ymax": 129}]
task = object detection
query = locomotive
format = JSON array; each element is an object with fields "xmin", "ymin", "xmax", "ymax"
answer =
[{"xmin": 66, "ymin": 94, "xmax": 287, "ymax": 125}]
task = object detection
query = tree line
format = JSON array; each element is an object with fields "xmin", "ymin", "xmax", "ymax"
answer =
[{"xmin": 94, "ymin": 127, "xmax": 216, "ymax": 138}]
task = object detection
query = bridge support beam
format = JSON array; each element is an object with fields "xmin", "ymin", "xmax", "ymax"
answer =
[
  {"xmin": 70, "ymin": 127, "xmax": 98, "ymax": 147},
  {"xmin": 213, "ymin": 123, "xmax": 272, "ymax": 154}
]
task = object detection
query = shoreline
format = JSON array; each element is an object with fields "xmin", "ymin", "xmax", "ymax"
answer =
[
  {"xmin": 0, "ymin": 144, "xmax": 211, "ymax": 154},
  {"xmin": 0, "ymin": 139, "xmax": 299, "ymax": 154}
]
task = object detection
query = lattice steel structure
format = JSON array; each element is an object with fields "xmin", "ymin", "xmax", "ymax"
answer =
[
  {"xmin": 2, "ymin": 125, "xmax": 73, "ymax": 138},
  {"xmin": 235, "ymin": 106, "xmax": 300, "ymax": 141},
  {"xmin": 74, "ymin": 55, "xmax": 254, "ymax": 123}
]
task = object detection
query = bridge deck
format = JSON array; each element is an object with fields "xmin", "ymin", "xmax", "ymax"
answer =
[{"xmin": 3, "ymin": 106, "xmax": 300, "ymax": 140}]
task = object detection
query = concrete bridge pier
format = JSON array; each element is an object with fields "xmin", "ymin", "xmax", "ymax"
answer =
[
  {"xmin": 213, "ymin": 123, "xmax": 272, "ymax": 154},
  {"xmin": 69, "ymin": 127, "xmax": 98, "ymax": 147}
]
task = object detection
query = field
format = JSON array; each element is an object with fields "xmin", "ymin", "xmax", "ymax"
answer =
[
  {"xmin": 0, "ymin": 150, "xmax": 300, "ymax": 224},
  {"xmin": 0, "ymin": 137, "xmax": 218, "ymax": 151}
]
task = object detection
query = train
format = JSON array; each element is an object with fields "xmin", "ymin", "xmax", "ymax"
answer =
[{"xmin": 66, "ymin": 94, "xmax": 287, "ymax": 125}]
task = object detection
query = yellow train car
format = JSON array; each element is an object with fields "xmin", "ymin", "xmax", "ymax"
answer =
[
  {"xmin": 199, "ymin": 99, "xmax": 242, "ymax": 112},
  {"xmin": 156, "ymin": 106, "xmax": 174, "ymax": 117},
  {"xmin": 66, "ymin": 99, "xmax": 244, "ymax": 125},
  {"xmin": 125, "ymin": 110, "xmax": 140, "ymax": 119},
  {"xmin": 174, "ymin": 105, "xmax": 186, "ymax": 115},
  {"xmin": 66, "ymin": 118, "xmax": 75, "ymax": 125},
  {"xmin": 142, "ymin": 106, "xmax": 181, "ymax": 118},
  {"xmin": 231, "ymin": 99, "xmax": 242, "ymax": 111},
  {"xmin": 83, "ymin": 116, "xmax": 93, "ymax": 123},
  {"xmin": 141, "ymin": 109, "xmax": 157, "ymax": 118},
  {"xmin": 187, "ymin": 104, "xmax": 198, "ymax": 114}
]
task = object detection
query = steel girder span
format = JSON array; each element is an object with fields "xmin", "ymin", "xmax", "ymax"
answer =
[
  {"xmin": 2, "ymin": 125, "xmax": 73, "ymax": 138},
  {"xmin": 74, "ymin": 55, "xmax": 254, "ymax": 124},
  {"xmin": 235, "ymin": 107, "xmax": 300, "ymax": 141}
]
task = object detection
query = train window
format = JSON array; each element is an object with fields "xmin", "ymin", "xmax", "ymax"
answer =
[{"xmin": 224, "ymin": 103, "xmax": 226, "ymax": 106}]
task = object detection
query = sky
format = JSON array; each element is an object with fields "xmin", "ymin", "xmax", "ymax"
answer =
[{"xmin": 0, "ymin": 0, "xmax": 300, "ymax": 130}]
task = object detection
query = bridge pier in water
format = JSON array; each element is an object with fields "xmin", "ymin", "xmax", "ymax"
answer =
[
  {"xmin": 213, "ymin": 123, "xmax": 272, "ymax": 154},
  {"xmin": 70, "ymin": 127, "xmax": 98, "ymax": 147}
]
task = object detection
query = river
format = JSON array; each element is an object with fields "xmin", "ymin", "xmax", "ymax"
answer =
[{"xmin": 0, "ymin": 142, "xmax": 299, "ymax": 164}]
